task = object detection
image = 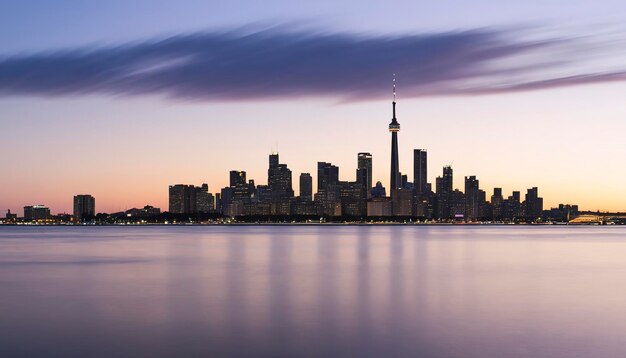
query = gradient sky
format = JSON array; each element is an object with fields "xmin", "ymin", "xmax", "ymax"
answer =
[{"xmin": 1, "ymin": 0, "xmax": 626, "ymax": 215}]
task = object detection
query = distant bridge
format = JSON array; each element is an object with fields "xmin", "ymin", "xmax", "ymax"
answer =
[{"xmin": 569, "ymin": 214, "xmax": 626, "ymax": 224}]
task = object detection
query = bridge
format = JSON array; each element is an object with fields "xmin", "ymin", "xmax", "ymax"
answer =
[{"xmin": 569, "ymin": 213, "xmax": 626, "ymax": 225}]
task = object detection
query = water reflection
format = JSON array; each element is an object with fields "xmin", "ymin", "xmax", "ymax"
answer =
[{"xmin": 1, "ymin": 226, "xmax": 626, "ymax": 357}]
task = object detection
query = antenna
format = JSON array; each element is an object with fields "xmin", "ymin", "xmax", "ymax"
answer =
[{"xmin": 393, "ymin": 73, "xmax": 396, "ymax": 102}]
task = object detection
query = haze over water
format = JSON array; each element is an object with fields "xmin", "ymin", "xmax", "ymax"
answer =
[{"xmin": 1, "ymin": 226, "xmax": 626, "ymax": 357}]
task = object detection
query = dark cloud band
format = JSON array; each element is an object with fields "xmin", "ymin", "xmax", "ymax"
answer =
[{"xmin": 0, "ymin": 27, "xmax": 623, "ymax": 100}]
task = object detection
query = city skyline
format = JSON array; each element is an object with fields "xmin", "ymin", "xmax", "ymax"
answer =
[
  {"xmin": 5, "ymin": 91, "xmax": 584, "ymax": 222},
  {"xmin": 1, "ymin": 1, "xmax": 626, "ymax": 214}
]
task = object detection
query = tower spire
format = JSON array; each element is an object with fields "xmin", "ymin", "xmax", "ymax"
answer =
[
  {"xmin": 393, "ymin": 73, "xmax": 396, "ymax": 102},
  {"xmin": 391, "ymin": 74, "xmax": 398, "ymax": 122}
]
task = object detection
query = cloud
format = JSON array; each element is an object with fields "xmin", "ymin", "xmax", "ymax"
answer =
[{"xmin": 0, "ymin": 26, "xmax": 624, "ymax": 101}]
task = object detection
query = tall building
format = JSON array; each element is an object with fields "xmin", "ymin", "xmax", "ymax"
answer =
[
  {"xmin": 413, "ymin": 149, "xmax": 428, "ymax": 196},
  {"xmin": 267, "ymin": 153, "xmax": 294, "ymax": 215},
  {"xmin": 169, "ymin": 184, "xmax": 214, "ymax": 214},
  {"xmin": 435, "ymin": 166, "xmax": 454, "ymax": 219},
  {"xmin": 23, "ymin": 205, "xmax": 51, "ymax": 221},
  {"xmin": 299, "ymin": 173, "xmax": 312, "ymax": 201},
  {"xmin": 389, "ymin": 77, "xmax": 401, "ymax": 192},
  {"xmin": 524, "ymin": 187, "xmax": 544, "ymax": 221},
  {"xmin": 464, "ymin": 176, "xmax": 480, "ymax": 221},
  {"xmin": 391, "ymin": 188, "xmax": 413, "ymax": 216},
  {"xmin": 491, "ymin": 188, "xmax": 504, "ymax": 219},
  {"xmin": 357, "ymin": 152, "xmax": 373, "ymax": 198},
  {"xmin": 169, "ymin": 184, "xmax": 193, "ymax": 214},
  {"xmin": 195, "ymin": 184, "xmax": 214, "ymax": 213},
  {"xmin": 229, "ymin": 171, "xmax": 247, "ymax": 187},
  {"xmin": 73, "ymin": 194, "xmax": 95, "ymax": 221}
]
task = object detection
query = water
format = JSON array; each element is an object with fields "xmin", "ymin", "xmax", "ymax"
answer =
[{"xmin": 1, "ymin": 226, "xmax": 626, "ymax": 357}]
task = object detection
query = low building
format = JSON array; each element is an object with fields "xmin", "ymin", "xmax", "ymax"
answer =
[{"xmin": 24, "ymin": 205, "xmax": 51, "ymax": 221}]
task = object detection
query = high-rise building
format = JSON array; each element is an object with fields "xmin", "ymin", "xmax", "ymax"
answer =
[
  {"xmin": 464, "ymin": 176, "xmax": 480, "ymax": 221},
  {"xmin": 267, "ymin": 153, "xmax": 294, "ymax": 215},
  {"xmin": 524, "ymin": 187, "xmax": 544, "ymax": 221},
  {"xmin": 413, "ymin": 149, "xmax": 428, "ymax": 196},
  {"xmin": 491, "ymin": 188, "xmax": 504, "ymax": 219},
  {"xmin": 435, "ymin": 166, "xmax": 454, "ymax": 219},
  {"xmin": 23, "ymin": 205, "xmax": 51, "ymax": 221},
  {"xmin": 299, "ymin": 173, "xmax": 312, "ymax": 201},
  {"xmin": 229, "ymin": 171, "xmax": 247, "ymax": 187},
  {"xmin": 391, "ymin": 188, "xmax": 413, "ymax": 216},
  {"xmin": 169, "ymin": 184, "xmax": 194, "ymax": 214},
  {"xmin": 389, "ymin": 77, "xmax": 401, "ymax": 192},
  {"xmin": 195, "ymin": 184, "xmax": 213, "ymax": 213},
  {"xmin": 169, "ymin": 184, "xmax": 214, "ymax": 214},
  {"xmin": 357, "ymin": 152, "xmax": 373, "ymax": 198},
  {"xmin": 73, "ymin": 194, "xmax": 95, "ymax": 221}
]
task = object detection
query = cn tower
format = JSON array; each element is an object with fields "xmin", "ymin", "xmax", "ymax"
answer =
[{"xmin": 389, "ymin": 75, "xmax": 401, "ymax": 192}]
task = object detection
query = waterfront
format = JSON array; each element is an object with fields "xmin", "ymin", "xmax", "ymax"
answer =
[{"xmin": 1, "ymin": 226, "xmax": 626, "ymax": 357}]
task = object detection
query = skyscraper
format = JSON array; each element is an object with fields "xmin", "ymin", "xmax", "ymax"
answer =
[
  {"xmin": 267, "ymin": 153, "xmax": 294, "ymax": 215},
  {"xmin": 73, "ymin": 194, "xmax": 95, "ymax": 221},
  {"xmin": 357, "ymin": 152, "xmax": 372, "ymax": 198},
  {"xmin": 229, "ymin": 170, "xmax": 247, "ymax": 187},
  {"xmin": 315, "ymin": 162, "xmax": 341, "ymax": 216},
  {"xmin": 435, "ymin": 166, "xmax": 453, "ymax": 219},
  {"xmin": 299, "ymin": 173, "xmax": 312, "ymax": 201},
  {"xmin": 389, "ymin": 76, "xmax": 401, "ymax": 192},
  {"xmin": 524, "ymin": 187, "xmax": 544, "ymax": 221},
  {"xmin": 491, "ymin": 188, "xmax": 504, "ymax": 219},
  {"xmin": 413, "ymin": 149, "xmax": 428, "ymax": 195},
  {"xmin": 464, "ymin": 176, "xmax": 480, "ymax": 221},
  {"xmin": 168, "ymin": 184, "xmax": 212, "ymax": 214}
]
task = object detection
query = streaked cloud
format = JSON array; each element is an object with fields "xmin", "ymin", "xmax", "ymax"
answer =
[{"xmin": 0, "ymin": 26, "xmax": 624, "ymax": 101}]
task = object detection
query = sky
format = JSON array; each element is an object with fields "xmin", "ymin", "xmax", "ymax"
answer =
[{"xmin": 1, "ymin": 0, "xmax": 626, "ymax": 215}]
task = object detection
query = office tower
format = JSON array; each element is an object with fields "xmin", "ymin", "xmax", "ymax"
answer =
[
  {"xmin": 168, "ymin": 183, "xmax": 213, "ymax": 214},
  {"xmin": 389, "ymin": 76, "xmax": 401, "ymax": 192},
  {"xmin": 392, "ymin": 187, "xmax": 413, "ymax": 216},
  {"xmin": 367, "ymin": 197, "xmax": 392, "ymax": 217},
  {"xmin": 315, "ymin": 162, "xmax": 341, "ymax": 216},
  {"xmin": 267, "ymin": 153, "xmax": 294, "ymax": 215},
  {"xmin": 339, "ymin": 180, "xmax": 367, "ymax": 216},
  {"xmin": 73, "ymin": 194, "xmax": 95, "ymax": 221},
  {"xmin": 169, "ymin": 185, "xmax": 186, "ymax": 213},
  {"xmin": 269, "ymin": 153, "xmax": 279, "ymax": 170},
  {"xmin": 413, "ymin": 149, "xmax": 428, "ymax": 195},
  {"xmin": 317, "ymin": 162, "xmax": 339, "ymax": 191},
  {"xmin": 229, "ymin": 171, "xmax": 247, "ymax": 187},
  {"xmin": 299, "ymin": 173, "xmax": 312, "ymax": 201},
  {"xmin": 215, "ymin": 193, "xmax": 222, "ymax": 214},
  {"xmin": 524, "ymin": 187, "xmax": 544, "ymax": 221},
  {"xmin": 451, "ymin": 189, "xmax": 466, "ymax": 219},
  {"xmin": 357, "ymin": 152, "xmax": 373, "ymax": 198},
  {"xmin": 168, "ymin": 184, "xmax": 199, "ymax": 214},
  {"xmin": 249, "ymin": 185, "xmax": 272, "ymax": 215},
  {"xmin": 23, "ymin": 205, "xmax": 51, "ymax": 221},
  {"xmin": 371, "ymin": 181, "xmax": 387, "ymax": 198},
  {"xmin": 464, "ymin": 176, "xmax": 480, "ymax": 221},
  {"xmin": 502, "ymin": 191, "xmax": 522, "ymax": 220},
  {"xmin": 435, "ymin": 166, "xmax": 453, "ymax": 219},
  {"xmin": 491, "ymin": 188, "xmax": 504, "ymax": 219},
  {"xmin": 195, "ymin": 184, "xmax": 212, "ymax": 213}
]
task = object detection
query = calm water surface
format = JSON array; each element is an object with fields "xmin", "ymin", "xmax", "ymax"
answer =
[{"xmin": 1, "ymin": 226, "xmax": 626, "ymax": 357}]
